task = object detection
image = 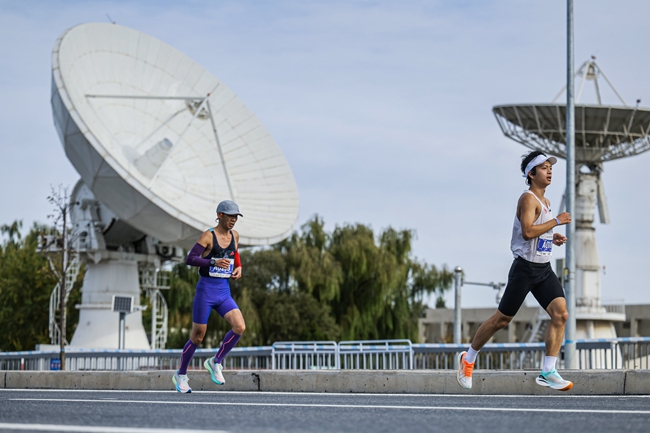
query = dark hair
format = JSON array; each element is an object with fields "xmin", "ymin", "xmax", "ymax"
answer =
[{"xmin": 521, "ymin": 150, "xmax": 546, "ymax": 186}]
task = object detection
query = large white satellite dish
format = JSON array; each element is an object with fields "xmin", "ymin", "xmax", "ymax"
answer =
[
  {"xmin": 50, "ymin": 23, "xmax": 299, "ymax": 349},
  {"xmin": 52, "ymin": 22, "xmax": 299, "ymax": 249}
]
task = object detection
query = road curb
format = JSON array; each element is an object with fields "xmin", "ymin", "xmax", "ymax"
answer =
[{"xmin": 1, "ymin": 370, "xmax": 645, "ymax": 394}]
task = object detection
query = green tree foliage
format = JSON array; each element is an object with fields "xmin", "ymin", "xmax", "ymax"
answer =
[
  {"xmin": 165, "ymin": 216, "xmax": 452, "ymax": 347},
  {"xmin": 0, "ymin": 221, "xmax": 82, "ymax": 351}
]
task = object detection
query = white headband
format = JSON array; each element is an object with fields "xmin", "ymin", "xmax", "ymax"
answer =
[{"xmin": 522, "ymin": 154, "xmax": 557, "ymax": 178}]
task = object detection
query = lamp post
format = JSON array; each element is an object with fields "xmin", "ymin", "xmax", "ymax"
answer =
[
  {"xmin": 564, "ymin": 0, "xmax": 578, "ymax": 369},
  {"xmin": 453, "ymin": 267, "xmax": 463, "ymax": 345}
]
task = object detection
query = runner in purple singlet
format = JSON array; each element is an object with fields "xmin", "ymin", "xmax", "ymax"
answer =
[{"xmin": 172, "ymin": 200, "xmax": 245, "ymax": 393}]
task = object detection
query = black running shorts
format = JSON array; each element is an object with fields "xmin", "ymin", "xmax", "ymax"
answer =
[{"xmin": 497, "ymin": 256, "xmax": 565, "ymax": 317}]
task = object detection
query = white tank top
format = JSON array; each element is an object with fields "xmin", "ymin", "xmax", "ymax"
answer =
[{"xmin": 510, "ymin": 190, "xmax": 554, "ymax": 263}]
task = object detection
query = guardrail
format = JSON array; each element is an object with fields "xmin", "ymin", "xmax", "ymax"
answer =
[
  {"xmin": 1, "ymin": 337, "xmax": 648, "ymax": 371},
  {"xmin": 272, "ymin": 341, "xmax": 338, "ymax": 369},
  {"xmin": 339, "ymin": 340, "xmax": 412, "ymax": 369},
  {"xmin": 413, "ymin": 342, "xmax": 547, "ymax": 370},
  {"xmin": 0, "ymin": 347, "xmax": 272, "ymax": 372},
  {"xmin": 413, "ymin": 338, "xmax": 650, "ymax": 370}
]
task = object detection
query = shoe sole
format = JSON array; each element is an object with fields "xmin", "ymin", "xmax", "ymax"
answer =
[
  {"xmin": 456, "ymin": 351, "xmax": 471, "ymax": 390},
  {"xmin": 172, "ymin": 375, "xmax": 192, "ymax": 393},
  {"xmin": 203, "ymin": 359, "xmax": 225, "ymax": 385},
  {"xmin": 535, "ymin": 377, "xmax": 573, "ymax": 391}
]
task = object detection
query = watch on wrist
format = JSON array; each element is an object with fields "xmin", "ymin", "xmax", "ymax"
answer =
[{"xmin": 210, "ymin": 257, "xmax": 216, "ymax": 266}]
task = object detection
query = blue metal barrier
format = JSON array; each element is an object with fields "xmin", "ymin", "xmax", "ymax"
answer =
[{"xmin": 1, "ymin": 337, "xmax": 648, "ymax": 371}]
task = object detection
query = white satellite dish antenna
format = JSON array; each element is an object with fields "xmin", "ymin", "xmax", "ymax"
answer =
[{"xmin": 50, "ymin": 23, "xmax": 299, "ymax": 349}]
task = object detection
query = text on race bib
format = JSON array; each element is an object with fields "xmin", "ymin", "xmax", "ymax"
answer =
[
  {"xmin": 208, "ymin": 259, "xmax": 234, "ymax": 278},
  {"xmin": 536, "ymin": 233, "xmax": 553, "ymax": 257}
]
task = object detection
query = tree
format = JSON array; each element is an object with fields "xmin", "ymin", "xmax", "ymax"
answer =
[
  {"xmin": 0, "ymin": 221, "xmax": 82, "ymax": 352},
  {"xmin": 41, "ymin": 186, "xmax": 78, "ymax": 369}
]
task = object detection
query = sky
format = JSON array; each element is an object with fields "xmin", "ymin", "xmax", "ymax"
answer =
[{"xmin": 1, "ymin": 0, "xmax": 649, "ymax": 309}]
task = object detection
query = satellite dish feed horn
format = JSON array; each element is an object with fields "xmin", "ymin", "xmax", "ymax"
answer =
[{"xmin": 552, "ymin": 58, "xmax": 627, "ymax": 106}]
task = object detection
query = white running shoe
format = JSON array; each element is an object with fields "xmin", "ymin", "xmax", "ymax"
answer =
[
  {"xmin": 172, "ymin": 371, "xmax": 192, "ymax": 393},
  {"xmin": 535, "ymin": 367, "xmax": 573, "ymax": 391},
  {"xmin": 204, "ymin": 357, "xmax": 225, "ymax": 385},
  {"xmin": 456, "ymin": 351, "xmax": 475, "ymax": 390}
]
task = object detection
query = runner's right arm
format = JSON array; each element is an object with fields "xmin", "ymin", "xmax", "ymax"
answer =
[{"xmin": 185, "ymin": 231, "xmax": 230, "ymax": 268}]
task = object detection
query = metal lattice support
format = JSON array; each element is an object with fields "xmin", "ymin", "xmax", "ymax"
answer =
[
  {"xmin": 48, "ymin": 254, "xmax": 80, "ymax": 345},
  {"xmin": 139, "ymin": 263, "xmax": 170, "ymax": 349},
  {"xmin": 151, "ymin": 289, "xmax": 168, "ymax": 350}
]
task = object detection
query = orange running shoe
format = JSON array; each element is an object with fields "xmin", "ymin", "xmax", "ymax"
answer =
[{"xmin": 456, "ymin": 351, "xmax": 475, "ymax": 389}]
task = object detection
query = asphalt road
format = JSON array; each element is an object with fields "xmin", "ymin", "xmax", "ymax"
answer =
[{"xmin": 0, "ymin": 389, "xmax": 649, "ymax": 433}]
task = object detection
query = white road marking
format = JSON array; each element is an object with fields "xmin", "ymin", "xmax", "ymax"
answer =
[
  {"xmin": 0, "ymin": 423, "xmax": 225, "ymax": 433},
  {"xmin": 9, "ymin": 398, "xmax": 650, "ymax": 415},
  {"xmin": 1, "ymin": 389, "xmax": 647, "ymax": 398}
]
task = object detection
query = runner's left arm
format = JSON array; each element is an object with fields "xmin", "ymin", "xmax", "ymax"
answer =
[{"xmin": 231, "ymin": 230, "xmax": 242, "ymax": 279}]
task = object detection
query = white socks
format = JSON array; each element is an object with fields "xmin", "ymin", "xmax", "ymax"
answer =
[
  {"xmin": 543, "ymin": 356, "xmax": 557, "ymax": 373},
  {"xmin": 465, "ymin": 347, "xmax": 480, "ymax": 364}
]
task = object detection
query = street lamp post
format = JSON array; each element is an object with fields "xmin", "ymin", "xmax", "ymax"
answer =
[
  {"xmin": 453, "ymin": 267, "xmax": 463, "ymax": 345},
  {"xmin": 564, "ymin": 0, "xmax": 578, "ymax": 369}
]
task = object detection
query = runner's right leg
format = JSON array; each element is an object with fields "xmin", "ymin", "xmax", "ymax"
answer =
[
  {"xmin": 174, "ymin": 336, "xmax": 198, "ymax": 393},
  {"xmin": 458, "ymin": 259, "xmax": 529, "ymax": 389},
  {"xmin": 173, "ymin": 285, "xmax": 211, "ymax": 393},
  {"xmin": 535, "ymin": 297, "xmax": 572, "ymax": 391}
]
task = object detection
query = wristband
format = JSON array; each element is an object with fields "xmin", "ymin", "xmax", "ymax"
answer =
[{"xmin": 555, "ymin": 217, "xmax": 561, "ymax": 226}]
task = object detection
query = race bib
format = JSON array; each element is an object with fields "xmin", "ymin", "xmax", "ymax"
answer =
[
  {"xmin": 536, "ymin": 232, "xmax": 553, "ymax": 256},
  {"xmin": 208, "ymin": 258, "xmax": 234, "ymax": 278}
]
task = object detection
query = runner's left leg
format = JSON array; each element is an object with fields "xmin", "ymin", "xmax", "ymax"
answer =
[
  {"xmin": 544, "ymin": 297, "xmax": 568, "ymax": 357},
  {"xmin": 215, "ymin": 309, "xmax": 245, "ymax": 364}
]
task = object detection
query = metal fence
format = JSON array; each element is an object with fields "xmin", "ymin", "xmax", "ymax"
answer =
[
  {"xmin": 413, "ymin": 342, "xmax": 548, "ymax": 370},
  {"xmin": 413, "ymin": 338, "xmax": 650, "ymax": 370},
  {"xmin": 272, "ymin": 341, "xmax": 338, "ymax": 370},
  {"xmin": 1, "ymin": 337, "xmax": 648, "ymax": 371},
  {"xmin": 0, "ymin": 347, "xmax": 272, "ymax": 372},
  {"xmin": 339, "ymin": 340, "xmax": 412, "ymax": 370}
]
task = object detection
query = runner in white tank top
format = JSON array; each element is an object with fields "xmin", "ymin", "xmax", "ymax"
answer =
[{"xmin": 456, "ymin": 151, "xmax": 574, "ymax": 392}]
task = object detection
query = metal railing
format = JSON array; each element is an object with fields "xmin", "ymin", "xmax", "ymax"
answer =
[
  {"xmin": 340, "ymin": 340, "xmax": 412, "ymax": 370},
  {"xmin": 1, "ymin": 337, "xmax": 648, "ymax": 371},
  {"xmin": 413, "ymin": 342, "xmax": 548, "ymax": 370},
  {"xmin": 272, "ymin": 341, "xmax": 338, "ymax": 370},
  {"xmin": 0, "ymin": 347, "xmax": 272, "ymax": 372}
]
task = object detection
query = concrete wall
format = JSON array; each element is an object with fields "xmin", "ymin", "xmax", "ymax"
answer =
[
  {"xmin": 420, "ymin": 303, "xmax": 650, "ymax": 344},
  {"xmin": 2, "ymin": 370, "xmax": 648, "ymax": 395},
  {"xmin": 613, "ymin": 304, "xmax": 650, "ymax": 337},
  {"xmin": 418, "ymin": 306, "xmax": 540, "ymax": 344}
]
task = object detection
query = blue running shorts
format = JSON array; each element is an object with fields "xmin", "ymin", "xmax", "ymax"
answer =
[{"xmin": 192, "ymin": 277, "xmax": 239, "ymax": 324}]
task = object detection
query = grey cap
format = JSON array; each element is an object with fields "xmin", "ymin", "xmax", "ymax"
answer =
[{"xmin": 216, "ymin": 200, "xmax": 243, "ymax": 216}]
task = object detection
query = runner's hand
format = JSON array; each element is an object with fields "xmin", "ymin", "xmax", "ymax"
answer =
[
  {"xmin": 553, "ymin": 232, "xmax": 567, "ymax": 246},
  {"xmin": 231, "ymin": 267, "xmax": 242, "ymax": 280},
  {"xmin": 556, "ymin": 212, "xmax": 571, "ymax": 225},
  {"xmin": 214, "ymin": 258, "xmax": 231, "ymax": 269}
]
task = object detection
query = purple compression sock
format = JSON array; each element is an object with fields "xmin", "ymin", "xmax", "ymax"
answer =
[
  {"xmin": 178, "ymin": 340, "xmax": 197, "ymax": 375},
  {"xmin": 215, "ymin": 330, "xmax": 241, "ymax": 365}
]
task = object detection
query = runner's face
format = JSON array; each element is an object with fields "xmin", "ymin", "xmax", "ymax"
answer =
[
  {"xmin": 531, "ymin": 161, "xmax": 552, "ymax": 186},
  {"xmin": 218, "ymin": 213, "xmax": 238, "ymax": 229}
]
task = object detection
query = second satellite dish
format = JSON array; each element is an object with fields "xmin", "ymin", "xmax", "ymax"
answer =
[{"xmin": 52, "ymin": 23, "xmax": 299, "ymax": 248}]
